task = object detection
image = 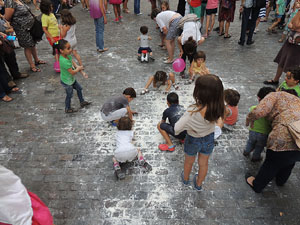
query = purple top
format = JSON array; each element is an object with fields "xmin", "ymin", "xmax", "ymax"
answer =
[{"xmin": 89, "ymin": 0, "xmax": 103, "ymax": 19}]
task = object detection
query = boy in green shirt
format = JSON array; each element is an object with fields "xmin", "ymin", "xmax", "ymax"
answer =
[
  {"xmin": 243, "ymin": 87, "xmax": 275, "ymax": 162},
  {"xmin": 277, "ymin": 67, "xmax": 300, "ymax": 97},
  {"xmin": 58, "ymin": 39, "xmax": 90, "ymax": 113}
]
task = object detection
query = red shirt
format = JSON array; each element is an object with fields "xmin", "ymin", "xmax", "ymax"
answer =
[
  {"xmin": 190, "ymin": 0, "xmax": 202, "ymax": 7},
  {"xmin": 224, "ymin": 105, "xmax": 238, "ymax": 125}
]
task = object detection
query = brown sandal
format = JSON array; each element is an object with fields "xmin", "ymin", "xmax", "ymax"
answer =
[{"xmin": 1, "ymin": 95, "xmax": 13, "ymax": 102}]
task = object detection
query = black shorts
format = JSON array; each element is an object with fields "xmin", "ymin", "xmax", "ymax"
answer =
[
  {"xmin": 206, "ymin": 8, "xmax": 217, "ymax": 15},
  {"xmin": 160, "ymin": 123, "xmax": 186, "ymax": 140},
  {"xmin": 138, "ymin": 47, "xmax": 152, "ymax": 54}
]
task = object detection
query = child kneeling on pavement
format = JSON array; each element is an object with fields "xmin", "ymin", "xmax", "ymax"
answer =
[
  {"xmin": 100, "ymin": 87, "xmax": 137, "ymax": 125},
  {"xmin": 157, "ymin": 92, "xmax": 186, "ymax": 151},
  {"xmin": 113, "ymin": 117, "xmax": 152, "ymax": 179}
]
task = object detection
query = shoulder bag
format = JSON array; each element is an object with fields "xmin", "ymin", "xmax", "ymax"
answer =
[{"xmin": 287, "ymin": 120, "xmax": 300, "ymax": 148}]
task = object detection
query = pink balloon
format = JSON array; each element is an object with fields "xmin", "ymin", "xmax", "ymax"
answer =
[{"xmin": 172, "ymin": 58, "xmax": 186, "ymax": 72}]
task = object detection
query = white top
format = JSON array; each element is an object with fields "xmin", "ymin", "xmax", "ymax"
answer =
[
  {"xmin": 65, "ymin": 24, "xmax": 77, "ymax": 48},
  {"xmin": 174, "ymin": 105, "xmax": 215, "ymax": 137},
  {"xmin": 115, "ymin": 130, "xmax": 135, "ymax": 153},
  {"xmin": 181, "ymin": 21, "xmax": 202, "ymax": 45},
  {"xmin": 0, "ymin": 165, "xmax": 33, "ymax": 225},
  {"xmin": 156, "ymin": 10, "xmax": 177, "ymax": 31}
]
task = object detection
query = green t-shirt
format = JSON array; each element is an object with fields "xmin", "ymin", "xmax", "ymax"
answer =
[
  {"xmin": 59, "ymin": 55, "xmax": 75, "ymax": 85},
  {"xmin": 276, "ymin": 0, "xmax": 286, "ymax": 16},
  {"xmin": 279, "ymin": 81, "xmax": 300, "ymax": 97},
  {"xmin": 249, "ymin": 106, "xmax": 272, "ymax": 135}
]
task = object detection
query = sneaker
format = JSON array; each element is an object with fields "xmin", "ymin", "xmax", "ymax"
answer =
[
  {"xmin": 140, "ymin": 89, "xmax": 149, "ymax": 95},
  {"xmin": 65, "ymin": 108, "xmax": 78, "ymax": 113},
  {"xmin": 135, "ymin": 13, "xmax": 143, "ymax": 16},
  {"xmin": 113, "ymin": 18, "xmax": 119, "ymax": 22},
  {"xmin": 119, "ymin": 16, "xmax": 123, "ymax": 20},
  {"xmin": 181, "ymin": 171, "xmax": 190, "ymax": 186},
  {"xmin": 193, "ymin": 174, "xmax": 202, "ymax": 191},
  {"xmin": 158, "ymin": 144, "xmax": 175, "ymax": 152},
  {"xmin": 180, "ymin": 71, "xmax": 186, "ymax": 79},
  {"xmin": 106, "ymin": 10, "xmax": 111, "ymax": 14},
  {"xmin": 114, "ymin": 163, "xmax": 125, "ymax": 179},
  {"xmin": 137, "ymin": 55, "xmax": 141, "ymax": 61},
  {"xmin": 80, "ymin": 101, "xmax": 91, "ymax": 108},
  {"xmin": 173, "ymin": 84, "xmax": 179, "ymax": 90},
  {"xmin": 149, "ymin": 56, "xmax": 155, "ymax": 61}
]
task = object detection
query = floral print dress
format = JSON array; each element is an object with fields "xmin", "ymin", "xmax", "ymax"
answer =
[{"xmin": 5, "ymin": 0, "xmax": 35, "ymax": 48}]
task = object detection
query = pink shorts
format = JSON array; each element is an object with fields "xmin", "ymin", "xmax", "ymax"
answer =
[{"xmin": 109, "ymin": 0, "xmax": 122, "ymax": 4}]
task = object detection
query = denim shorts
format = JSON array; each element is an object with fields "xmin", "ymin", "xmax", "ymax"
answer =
[{"xmin": 184, "ymin": 133, "xmax": 214, "ymax": 156}]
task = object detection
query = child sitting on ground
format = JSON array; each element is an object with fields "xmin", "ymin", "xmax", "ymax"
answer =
[
  {"xmin": 224, "ymin": 89, "xmax": 240, "ymax": 125},
  {"xmin": 58, "ymin": 39, "xmax": 90, "ymax": 113},
  {"xmin": 100, "ymin": 88, "xmax": 137, "ymax": 124},
  {"xmin": 186, "ymin": 51, "xmax": 210, "ymax": 84},
  {"xmin": 141, "ymin": 71, "xmax": 179, "ymax": 95},
  {"xmin": 113, "ymin": 117, "xmax": 152, "ymax": 179},
  {"xmin": 277, "ymin": 66, "xmax": 300, "ymax": 97},
  {"xmin": 244, "ymin": 87, "xmax": 275, "ymax": 162},
  {"xmin": 157, "ymin": 92, "xmax": 186, "ymax": 151},
  {"xmin": 137, "ymin": 26, "xmax": 154, "ymax": 61}
]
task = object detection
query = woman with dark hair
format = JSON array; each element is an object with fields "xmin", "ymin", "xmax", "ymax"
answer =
[
  {"xmin": 218, "ymin": 0, "xmax": 236, "ymax": 38},
  {"xmin": 4, "ymin": 0, "xmax": 45, "ymax": 72},
  {"xmin": 264, "ymin": 10, "xmax": 300, "ymax": 85},
  {"xmin": 245, "ymin": 89, "xmax": 300, "ymax": 193}
]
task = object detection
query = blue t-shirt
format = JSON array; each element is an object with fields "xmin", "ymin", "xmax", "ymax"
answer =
[{"xmin": 162, "ymin": 104, "xmax": 185, "ymax": 127}]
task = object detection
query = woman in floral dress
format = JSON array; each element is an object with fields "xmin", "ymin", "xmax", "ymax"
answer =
[{"xmin": 5, "ymin": 0, "xmax": 45, "ymax": 72}]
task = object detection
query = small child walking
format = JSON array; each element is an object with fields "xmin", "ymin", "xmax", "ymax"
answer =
[
  {"xmin": 267, "ymin": 0, "xmax": 286, "ymax": 33},
  {"xmin": 41, "ymin": 0, "xmax": 60, "ymax": 72},
  {"xmin": 157, "ymin": 92, "xmax": 186, "ymax": 152},
  {"xmin": 109, "ymin": 0, "xmax": 122, "ymax": 22},
  {"xmin": 244, "ymin": 87, "xmax": 275, "ymax": 162},
  {"xmin": 175, "ymin": 74, "xmax": 225, "ymax": 191},
  {"xmin": 58, "ymin": 39, "xmax": 90, "ymax": 113},
  {"xmin": 224, "ymin": 89, "xmax": 240, "ymax": 125},
  {"xmin": 113, "ymin": 117, "xmax": 152, "ymax": 179},
  {"xmin": 137, "ymin": 26, "xmax": 154, "ymax": 61},
  {"xmin": 186, "ymin": 51, "xmax": 210, "ymax": 84},
  {"xmin": 141, "ymin": 71, "xmax": 179, "ymax": 95}
]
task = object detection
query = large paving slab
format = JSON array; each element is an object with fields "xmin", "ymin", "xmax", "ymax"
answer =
[{"xmin": 1, "ymin": 1, "xmax": 300, "ymax": 224}]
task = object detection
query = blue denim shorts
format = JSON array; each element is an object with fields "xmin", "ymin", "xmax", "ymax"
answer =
[{"xmin": 184, "ymin": 133, "xmax": 214, "ymax": 156}]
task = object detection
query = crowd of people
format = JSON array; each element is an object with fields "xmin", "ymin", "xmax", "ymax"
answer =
[{"xmin": 0, "ymin": 1, "xmax": 300, "ymax": 223}]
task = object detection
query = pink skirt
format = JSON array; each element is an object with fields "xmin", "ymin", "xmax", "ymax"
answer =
[{"xmin": 109, "ymin": 0, "xmax": 122, "ymax": 4}]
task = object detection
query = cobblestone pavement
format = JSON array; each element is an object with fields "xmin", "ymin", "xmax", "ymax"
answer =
[{"xmin": 1, "ymin": 1, "xmax": 300, "ymax": 225}]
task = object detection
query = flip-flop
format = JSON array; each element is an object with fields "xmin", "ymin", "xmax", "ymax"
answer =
[
  {"xmin": 31, "ymin": 67, "xmax": 41, "ymax": 72},
  {"xmin": 1, "ymin": 95, "xmax": 13, "ymax": 102},
  {"xmin": 97, "ymin": 48, "xmax": 109, "ymax": 53},
  {"xmin": 193, "ymin": 174, "xmax": 202, "ymax": 191},
  {"xmin": 219, "ymin": 32, "xmax": 225, "ymax": 36},
  {"xmin": 224, "ymin": 34, "xmax": 231, "ymax": 39},
  {"xmin": 11, "ymin": 87, "xmax": 19, "ymax": 92},
  {"xmin": 35, "ymin": 60, "xmax": 46, "ymax": 65},
  {"xmin": 181, "ymin": 171, "xmax": 190, "ymax": 186}
]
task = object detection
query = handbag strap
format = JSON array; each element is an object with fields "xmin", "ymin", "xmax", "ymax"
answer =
[{"xmin": 20, "ymin": 0, "xmax": 36, "ymax": 19}]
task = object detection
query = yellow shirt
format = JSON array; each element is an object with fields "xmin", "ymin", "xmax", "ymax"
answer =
[
  {"xmin": 41, "ymin": 13, "xmax": 59, "ymax": 37},
  {"xmin": 191, "ymin": 61, "xmax": 209, "ymax": 75}
]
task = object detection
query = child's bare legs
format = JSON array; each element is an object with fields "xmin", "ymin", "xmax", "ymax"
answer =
[
  {"xmin": 117, "ymin": 5, "xmax": 121, "ymax": 18},
  {"xmin": 123, "ymin": 0, "xmax": 129, "ymax": 13},
  {"xmin": 196, "ymin": 153, "xmax": 209, "ymax": 186},
  {"xmin": 85, "ymin": 0, "xmax": 89, "ymax": 10},
  {"xmin": 183, "ymin": 154, "xmax": 196, "ymax": 181},
  {"xmin": 279, "ymin": 33, "xmax": 286, "ymax": 42},
  {"xmin": 268, "ymin": 18, "xmax": 281, "ymax": 31},
  {"xmin": 205, "ymin": 14, "xmax": 211, "ymax": 36},
  {"xmin": 113, "ymin": 5, "xmax": 118, "ymax": 20},
  {"xmin": 169, "ymin": 72, "xmax": 176, "ymax": 84},
  {"xmin": 157, "ymin": 122, "xmax": 173, "ymax": 146},
  {"xmin": 210, "ymin": 14, "xmax": 216, "ymax": 33}
]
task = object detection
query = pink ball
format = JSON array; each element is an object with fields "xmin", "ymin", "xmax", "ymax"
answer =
[{"xmin": 172, "ymin": 58, "xmax": 186, "ymax": 72}]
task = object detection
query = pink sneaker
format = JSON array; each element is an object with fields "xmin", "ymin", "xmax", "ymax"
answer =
[
  {"xmin": 114, "ymin": 18, "xmax": 119, "ymax": 22},
  {"xmin": 158, "ymin": 144, "xmax": 175, "ymax": 152}
]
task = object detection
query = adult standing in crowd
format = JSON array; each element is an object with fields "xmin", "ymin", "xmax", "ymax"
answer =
[
  {"xmin": 245, "ymin": 90, "xmax": 300, "ymax": 193},
  {"xmin": 177, "ymin": 0, "xmax": 186, "ymax": 16},
  {"xmin": 177, "ymin": 20, "xmax": 205, "ymax": 76},
  {"xmin": 90, "ymin": 0, "xmax": 109, "ymax": 52},
  {"xmin": 151, "ymin": 9, "xmax": 182, "ymax": 64},
  {"xmin": 218, "ymin": 0, "xmax": 236, "ymax": 38},
  {"xmin": 264, "ymin": 10, "xmax": 300, "ymax": 85},
  {"xmin": 238, "ymin": 0, "xmax": 263, "ymax": 45},
  {"xmin": 4, "ymin": 0, "xmax": 45, "ymax": 72}
]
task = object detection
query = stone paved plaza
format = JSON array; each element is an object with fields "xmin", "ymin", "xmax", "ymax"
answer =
[{"xmin": 1, "ymin": 1, "xmax": 300, "ymax": 224}]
